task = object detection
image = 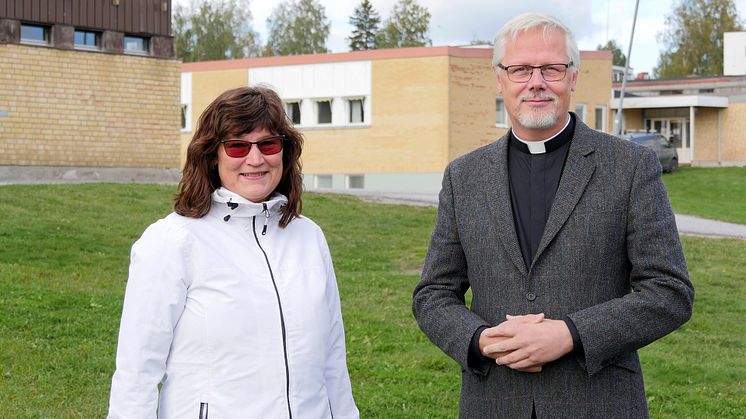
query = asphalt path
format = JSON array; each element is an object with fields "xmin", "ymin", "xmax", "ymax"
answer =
[{"xmin": 315, "ymin": 189, "xmax": 746, "ymax": 240}]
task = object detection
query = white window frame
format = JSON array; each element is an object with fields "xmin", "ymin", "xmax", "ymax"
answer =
[
  {"xmin": 20, "ymin": 23, "xmax": 50, "ymax": 45},
  {"xmin": 594, "ymin": 105, "xmax": 607, "ymax": 132},
  {"xmin": 575, "ymin": 103, "xmax": 587, "ymax": 122},
  {"xmin": 124, "ymin": 35, "xmax": 149, "ymax": 55},
  {"xmin": 180, "ymin": 72, "xmax": 192, "ymax": 133},
  {"xmin": 74, "ymin": 29, "xmax": 101, "ymax": 51},
  {"xmin": 346, "ymin": 97, "xmax": 366, "ymax": 124},
  {"xmin": 315, "ymin": 175, "xmax": 333, "ymax": 189},
  {"xmin": 284, "ymin": 100, "xmax": 302, "ymax": 125},
  {"xmin": 315, "ymin": 99, "xmax": 333, "ymax": 125},
  {"xmin": 346, "ymin": 174, "xmax": 364, "ymax": 189},
  {"xmin": 496, "ymin": 96, "xmax": 508, "ymax": 127}
]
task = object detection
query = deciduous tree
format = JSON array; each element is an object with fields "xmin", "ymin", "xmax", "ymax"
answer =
[
  {"xmin": 654, "ymin": 0, "xmax": 743, "ymax": 77},
  {"xmin": 173, "ymin": 0, "xmax": 261, "ymax": 62},
  {"xmin": 265, "ymin": 0, "xmax": 330, "ymax": 56},
  {"xmin": 375, "ymin": 0, "xmax": 431, "ymax": 49}
]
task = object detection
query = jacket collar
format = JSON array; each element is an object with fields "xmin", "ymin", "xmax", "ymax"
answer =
[
  {"xmin": 210, "ymin": 187, "xmax": 288, "ymax": 221},
  {"xmin": 483, "ymin": 114, "xmax": 597, "ymax": 274}
]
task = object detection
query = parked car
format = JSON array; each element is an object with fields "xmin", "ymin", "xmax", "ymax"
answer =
[{"xmin": 621, "ymin": 132, "xmax": 679, "ymax": 173}]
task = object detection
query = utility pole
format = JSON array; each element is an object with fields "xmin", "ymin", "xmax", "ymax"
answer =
[{"xmin": 615, "ymin": 0, "xmax": 640, "ymax": 135}]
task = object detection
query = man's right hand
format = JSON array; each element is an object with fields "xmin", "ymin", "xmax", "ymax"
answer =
[{"xmin": 479, "ymin": 313, "xmax": 545, "ymax": 373}]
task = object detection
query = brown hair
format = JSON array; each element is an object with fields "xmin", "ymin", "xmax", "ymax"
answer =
[{"xmin": 174, "ymin": 85, "xmax": 304, "ymax": 227}]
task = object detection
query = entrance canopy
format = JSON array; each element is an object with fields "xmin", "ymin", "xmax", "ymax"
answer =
[{"xmin": 610, "ymin": 95, "xmax": 728, "ymax": 109}]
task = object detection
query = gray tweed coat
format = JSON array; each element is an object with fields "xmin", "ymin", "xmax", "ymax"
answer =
[{"xmin": 412, "ymin": 119, "xmax": 694, "ymax": 419}]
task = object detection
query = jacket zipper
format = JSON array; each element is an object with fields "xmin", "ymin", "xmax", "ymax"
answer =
[
  {"xmin": 199, "ymin": 402, "xmax": 209, "ymax": 419},
  {"xmin": 253, "ymin": 207, "xmax": 293, "ymax": 419}
]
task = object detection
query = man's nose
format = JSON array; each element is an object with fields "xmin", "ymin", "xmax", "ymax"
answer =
[{"xmin": 527, "ymin": 68, "xmax": 546, "ymax": 88}]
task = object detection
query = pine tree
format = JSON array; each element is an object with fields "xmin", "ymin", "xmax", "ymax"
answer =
[{"xmin": 347, "ymin": 0, "xmax": 381, "ymax": 51}]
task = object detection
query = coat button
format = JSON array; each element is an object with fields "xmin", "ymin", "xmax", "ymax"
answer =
[{"xmin": 526, "ymin": 292, "xmax": 536, "ymax": 301}]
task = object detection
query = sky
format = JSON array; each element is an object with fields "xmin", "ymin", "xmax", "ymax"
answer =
[{"xmin": 174, "ymin": 0, "xmax": 746, "ymax": 76}]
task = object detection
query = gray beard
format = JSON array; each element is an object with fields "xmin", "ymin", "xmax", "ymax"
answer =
[{"xmin": 515, "ymin": 108, "xmax": 560, "ymax": 129}]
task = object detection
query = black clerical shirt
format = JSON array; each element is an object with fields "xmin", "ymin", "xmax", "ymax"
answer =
[
  {"xmin": 467, "ymin": 113, "xmax": 583, "ymax": 371},
  {"xmin": 508, "ymin": 114, "xmax": 574, "ymax": 269}
]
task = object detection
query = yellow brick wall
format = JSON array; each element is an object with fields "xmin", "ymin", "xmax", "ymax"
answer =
[
  {"xmin": 571, "ymin": 58, "xmax": 613, "ymax": 131},
  {"xmin": 693, "ymin": 108, "xmax": 719, "ymax": 161},
  {"xmin": 622, "ymin": 109, "xmax": 644, "ymax": 131},
  {"xmin": 300, "ymin": 56, "xmax": 450, "ymax": 174},
  {"xmin": 0, "ymin": 44, "xmax": 180, "ymax": 168},
  {"xmin": 180, "ymin": 69, "xmax": 248, "ymax": 167},
  {"xmin": 448, "ymin": 56, "xmax": 502, "ymax": 161},
  {"xmin": 694, "ymin": 105, "xmax": 746, "ymax": 162}
]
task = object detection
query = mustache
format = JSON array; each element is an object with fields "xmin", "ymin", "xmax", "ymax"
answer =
[{"xmin": 519, "ymin": 94, "xmax": 558, "ymax": 102}]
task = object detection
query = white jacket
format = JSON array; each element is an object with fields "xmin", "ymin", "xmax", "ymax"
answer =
[{"xmin": 108, "ymin": 188, "xmax": 359, "ymax": 419}]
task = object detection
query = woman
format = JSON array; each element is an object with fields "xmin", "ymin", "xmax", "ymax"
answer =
[{"xmin": 108, "ymin": 86, "xmax": 359, "ymax": 418}]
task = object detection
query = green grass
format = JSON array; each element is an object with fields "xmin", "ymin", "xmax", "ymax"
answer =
[
  {"xmin": 1, "ymin": 184, "xmax": 745, "ymax": 417},
  {"xmin": 663, "ymin": 167, "xmax": 746, "ymax": 225}
]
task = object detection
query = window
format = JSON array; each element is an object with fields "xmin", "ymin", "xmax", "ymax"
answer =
[
  {"xmin": 575, "ymin": 103, "xmax": 586, "ymax": 122},
  {"xmin": 347, "ymin": 175, "xmax": 364, "ymax": 189},
  {"xmin": 285, "ymin": 101, "xmax": 301, "ymax": 124},
  {"xmin": 74, "ymin": 30, "xmax": 99, "ymax": 49},
  {"xmin": 20, "ymin": 24, "xmax": 50, "ymax": 44},
  {"xmin": 181, "ymin": 104, "xmax": 190, "ymax": 131},
  {"xmin": 124, "ymin": 35, "xmax": 149, "ymax": 54},
  {"xmin": 594, "ymin": 106, "xmax": 606, "ymax": 131},
  {"xmin": 317, "ymin": 100, "xmax": 332, "ymax": 124},
  {"xmin": 315, "ymin": 175, "xmax": 332, "ymax": 189},
  {"xmin": 348, "ymin": 98, "xmax": 364, "ymax": 123},
  {"xmin": 496, "ymin": 97, "xmax": 507, "ymax": 126}
]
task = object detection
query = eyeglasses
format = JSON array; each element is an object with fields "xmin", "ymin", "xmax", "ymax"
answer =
[
  {"xmin": 220, "ymin": 135, "xmax": 285, "ymax": 158},
  {"xmin": 497, "ymin": 62, "xmax": 573, "ymax": 83}
]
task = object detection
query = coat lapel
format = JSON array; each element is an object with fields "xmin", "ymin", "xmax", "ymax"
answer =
[
  {"xmin": 484, "ymin": 136, "xmax": 528, "ymax": 276},
  {"xmin": 533, "ymin": 124, "xmax": 597, "ymax": 265}
]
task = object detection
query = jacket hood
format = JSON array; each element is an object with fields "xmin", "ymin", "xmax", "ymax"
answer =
[{"xmin": 211, "ymin": 187, "xmax": 288, "ymax": 222}]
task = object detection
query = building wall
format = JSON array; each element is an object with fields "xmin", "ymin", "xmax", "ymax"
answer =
[
  {"xmin": 300, "ymin": 56, "xmax": 450, "ymax": 175},
  {"xmin": 0, "ymin": 43, "xmax": 180, "ymax": 168},
  {"xmin": 571, "ymin": 55, "xmax": 613, "ymax": 132},
  {"xmin": 693, "ymin": 108, "xmax": 719, "ymax": 161},
  {"xmin": 448, "ymin": 56, "xmax": 501, "ymax": 161},
  {"xmin": 180, "ymin": 68, "xmax": 247, "ymax": 163},
  {"xmin": 695, "ymin": 104, "xmax": 746, "ymax": 164}
]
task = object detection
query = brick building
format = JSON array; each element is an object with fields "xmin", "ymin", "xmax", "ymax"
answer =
[
  {"xmin": 612, "ymin": 76, "xmax": 746, "ymax": 166},
  {"xmin": 181, "ymin": 47, "xmax": 613, "ymax": 193},
  {"xmin": 0, "ymin": 0, "xmax": 181, "ymax": 182}
]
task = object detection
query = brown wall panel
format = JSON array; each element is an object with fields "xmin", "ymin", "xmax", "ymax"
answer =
[{"xmin": 0, "ymin": 0, "xmax": 170, "ymax": 36}]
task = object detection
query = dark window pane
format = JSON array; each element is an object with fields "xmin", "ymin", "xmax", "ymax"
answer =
[
  {"xmin": 21, "ymin": 25, "xmax": 48, "ymax": 43},
  {"xmin": 317, "ymin": 101, "xmax": 331, "ymax": 124}
]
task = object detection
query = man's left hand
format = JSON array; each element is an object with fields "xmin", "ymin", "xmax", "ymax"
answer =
[{"xmin": 481, "ymin": 315, "xmax": 574, "ymax": 371}]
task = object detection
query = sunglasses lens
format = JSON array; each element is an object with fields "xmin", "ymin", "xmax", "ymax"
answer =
[
  {"xmin": 257, "ymin": 138, "xmax": 283, "ymax": 155},
  {"xmin": 224, "ymin": 141, "xmax": 250, "ymax": 158}
]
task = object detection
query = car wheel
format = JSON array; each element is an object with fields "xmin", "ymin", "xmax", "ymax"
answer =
[{"xmin": 669, "ymin": 158, "xmax": 678, "ymax": 173}]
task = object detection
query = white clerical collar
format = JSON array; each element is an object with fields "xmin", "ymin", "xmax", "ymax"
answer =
[{"xmin": 512, "ymin": 114, "xmax": 572, "ymax": 154}]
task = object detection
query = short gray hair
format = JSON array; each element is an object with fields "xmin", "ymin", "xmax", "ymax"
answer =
[{"xmin": 492, "ymin": 13, "xmax": 580, "ymax": 71}]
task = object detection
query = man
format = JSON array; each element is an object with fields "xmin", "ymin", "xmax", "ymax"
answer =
[{"xmin": 412, "ymin": 12, "xmax": 694, "ymax": 419}]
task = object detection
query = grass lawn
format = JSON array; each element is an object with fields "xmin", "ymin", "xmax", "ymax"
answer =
[
  {"xmin": 1, "ymin": 183, "xmax": 744, "ymax": 417},
  {"xmin": 663, "ymin": 166, "xmax": 746, "ymax": 225}
]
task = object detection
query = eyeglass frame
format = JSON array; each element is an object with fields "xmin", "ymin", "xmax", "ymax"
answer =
[
  {"xmin": 219, "ymin": 135, "xmax": 286, "ymax": 158},
  {"xmin": 496, "ymin": 62, "xmax": 574, "ymax": 83}
]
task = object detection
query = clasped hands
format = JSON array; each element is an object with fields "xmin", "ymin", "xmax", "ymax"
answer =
[{"xmin": 479, "ymin": 313, "xmax": 573, "ymax": 373}]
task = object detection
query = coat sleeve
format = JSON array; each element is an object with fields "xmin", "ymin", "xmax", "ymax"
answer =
[
  {"xmin": 568, "ymin": 147, "xmax": 695, "ymax": 375},
  {"xmin": 412, "ymin": 164, "xmax": 491, "ymax": 374},
  {"xmin": 107, "ymin": 219, "xmax": 190, "ymax": 418},
  {"xmin": 320, "ymin": 231, "xmax": 360, "ymax": 419}
]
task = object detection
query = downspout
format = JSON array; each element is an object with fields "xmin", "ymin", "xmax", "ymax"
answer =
[
  {"xmin": 690, "ymin": 106, "xmax": 696, "ymax": 165},
  {"xmin": 717, "ymin": 108, "xmax": 722, "ymax": 166}
]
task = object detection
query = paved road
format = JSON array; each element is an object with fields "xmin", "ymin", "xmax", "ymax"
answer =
[{"xmin": 314, "ymin": 189, "xmax": 746, "ymax": 240}]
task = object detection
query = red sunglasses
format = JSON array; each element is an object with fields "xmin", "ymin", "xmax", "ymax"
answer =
[{"xmin": 220, "ymin": 135, "xmax": 285, "ymax": 158}]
